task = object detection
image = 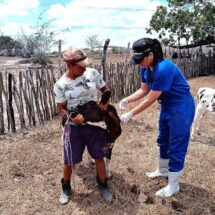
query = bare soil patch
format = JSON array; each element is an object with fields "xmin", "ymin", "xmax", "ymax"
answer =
[{"xmin": 0, "ymin": 73, "xmax": 215, "ymax": 214}]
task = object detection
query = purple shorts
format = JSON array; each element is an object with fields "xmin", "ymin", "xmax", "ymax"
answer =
[{"xmin": 63, "ymin": 124, "xmax": 109, "ymax": 165}]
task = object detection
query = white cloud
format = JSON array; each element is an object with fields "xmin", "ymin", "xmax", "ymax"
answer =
[
  {"xmin": 0, "ymin": 22, "xmax": 33, "ymax": 37},
  {"xmin": 45, "ymin": 0, "xmax": 163, "ymax": 48},
  {"xmin": 0, "ymin": 0, "xmax": 164, "ymax": 49},
  {"xmin": 0, "ymin": 0, "xmax": 39, "ymax": 18}
]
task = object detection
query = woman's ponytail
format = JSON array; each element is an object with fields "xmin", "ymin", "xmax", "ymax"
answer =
[{"xmin": 152, "ymin": 39, "xmax": 163, "ymax": 61}]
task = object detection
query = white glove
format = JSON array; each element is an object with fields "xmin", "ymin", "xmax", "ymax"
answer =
[
  {"xmin": 120, "ymin": 112, "xmax": 133, "ymax": 123},
  {"xmin": 119, "ymin": 98, "xmax": 128, "ymax": 109}
]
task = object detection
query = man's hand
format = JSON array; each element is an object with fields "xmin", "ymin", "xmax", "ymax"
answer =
[{"xmin": 71, "ymin": 114, "xmax": 85, "ymax": 124}]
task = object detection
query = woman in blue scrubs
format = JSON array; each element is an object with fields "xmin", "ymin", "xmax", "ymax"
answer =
[{"xmin": 119, "ymin": 38, "xmax": 195, "ymax": 197}]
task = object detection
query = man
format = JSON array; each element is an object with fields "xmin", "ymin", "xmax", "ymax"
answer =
[{"xmin": 54, "ymin": 47, "xmax": 112, "ymax": 204}]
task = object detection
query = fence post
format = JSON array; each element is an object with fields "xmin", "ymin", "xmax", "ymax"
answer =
[
  {"xmin": 0, "ymin": 72, "xmax": 4, "ymax": 135},
  {"xmin": 125, "ymin": 42, "xmax": 130, "ymax": 62},
  {"xmin": 101, "ymin": 38, "xmax": 110, "ymax": 82},
  {"xmin": 58, "ymin": 39, "xmax": 63, "ymax": 76},
  {"xmin": 12, "ymin": 75, "xmax": 25, "ymax": 129},
  {"xmin": 8, "ymin": 73, "xmax": 16, "ymax": 132}
]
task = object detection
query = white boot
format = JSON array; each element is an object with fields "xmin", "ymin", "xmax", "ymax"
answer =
[
  {"xmin": 156, "ymin": 171, "xmax": 181, "ymax": 197},
  {"xmin": 146, "ymin": 158, "xmax": 169, "ymax": 178}
]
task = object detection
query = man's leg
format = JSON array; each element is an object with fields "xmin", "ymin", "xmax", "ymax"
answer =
[
  {"xmin": 95, "ymin": 158, "xmax": 106, "ymax": 182},
  {"xmin": 85, "ymin": 125, "xmax": 112, "ymax": 203},
  {"xmin": 60, "ymin": 125, "xmax": 84, "ymax": 205},
  {"xmin": 63, "ymin": 165, "xmax": 72, "ymax": 181},
  {"xmin": 95, "ymin": 158, "xmax": 112, "ymax": 203},
  {"xmin": 59, "ymin": 165, "xmax": 73, "ymax": 205}
]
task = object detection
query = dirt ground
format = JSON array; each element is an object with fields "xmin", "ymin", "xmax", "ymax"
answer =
[{"xmin": 0, "ymin": 63, "xmax": 215, "ymax": 214}]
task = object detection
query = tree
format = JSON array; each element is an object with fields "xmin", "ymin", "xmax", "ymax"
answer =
[
  {"xmin": 0, "ymin": 34, "xmax": 23, "ymax": 56},
  {"xmin": 146, "ymin": 0, "xmax": 215, "ymax": 46},
  {"xmin": 85, "ymin": 34, "xmax": 102, "ymax": 52},
  {"xmin": 0, "ymin": 35, "xmax": 15, "ymax": 52},
  {"xmin": 17, "ymin": 10, "xmax": 68, "ymax": 64}
]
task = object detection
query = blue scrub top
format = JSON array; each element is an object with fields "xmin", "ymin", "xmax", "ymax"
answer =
[{"xmin": 140, "ymin": 58, "xmax": 190, "ymax": 107}]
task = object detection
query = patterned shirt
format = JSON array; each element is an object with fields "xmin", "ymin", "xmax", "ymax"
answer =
[{"xmin": 54, "ymin": 68, "xmax": 105, "ymax": 110}]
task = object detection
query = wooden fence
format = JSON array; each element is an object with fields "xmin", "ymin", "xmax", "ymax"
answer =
[
  {"xmin": 172, "ymin": 55, "xmax": 215, "ymax": 78},
  {"xmin": 0, "ymin": 55, "xmax": 215, "ymax": 135},
  {"xmin": 0, "ymin": 67, "xmax": 59, "ymax": 135}
]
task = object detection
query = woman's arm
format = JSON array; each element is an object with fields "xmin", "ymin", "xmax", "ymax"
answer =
[
  {"xmin": 126, "ymin": 83, "xmax": 149, "ymax": 103},
  {"xmin": 130, "ymin": 90, "xmax": 162, "ymax": 115}
]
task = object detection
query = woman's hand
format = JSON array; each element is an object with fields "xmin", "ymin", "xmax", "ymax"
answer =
[
  {"xmin": 120, "ymin": 112, "xmax": 133, "ymax": 123},
  {"xmin": 119, "ymin": 98, "xmax": 128, "ymax": 109},
  {"xmin": 72, "ymin": 114, "xmax": 85, "ymax": 124}
]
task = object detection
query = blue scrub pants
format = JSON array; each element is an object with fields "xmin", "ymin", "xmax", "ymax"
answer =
[{"xmin": 157, "ymin": 95, "xmax": 195, "ymax": 172}]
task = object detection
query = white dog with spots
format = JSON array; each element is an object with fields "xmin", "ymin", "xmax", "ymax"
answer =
[{"xmin": 191, "ymin": 87, "xmax": 215, "ymax": 138}]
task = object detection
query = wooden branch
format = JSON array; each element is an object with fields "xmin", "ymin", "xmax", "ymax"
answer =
[
  {"xmin": 50, "ymin": 67, "xmax": 57, "ymax": 116},
  {"xmin": 12, "ymin": 75, "xmax": 25, "ymax": 129},
  {"xmin": 0, "ymin": 72, "xmax": 4, "ymax": 134},
  {"xmin": 45, "ymin": 68, "xmax": 54, "ymax": 118},
  {"xmin": 40, "ymin": 69, "xmax": 50, "ymax": 120},
  {"xmin": 27, "ymin": 70, "xmax": 36, "ymax": 126},
  {"xmin": 101, "ymin": 38, "xmax": 110, "ymax": 82},
  {"xmin": 29, "ymin": 70, "xmax": 43, "ymax": 124},
  {"xmin": 18, "ymin": 72, "xmax": 26, "ymax": 128},
  {"xmin": 8, "ymin": 73, "xmax": 16, "ymax": 132}
]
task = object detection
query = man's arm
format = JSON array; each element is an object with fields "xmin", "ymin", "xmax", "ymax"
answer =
[
  {"xmin": 57, "ymin": 101, "xmax": 69, "ymax": 117},
  {"xmin": 57, "ymin": 101, "xmax": 84, "ymax": 125}
]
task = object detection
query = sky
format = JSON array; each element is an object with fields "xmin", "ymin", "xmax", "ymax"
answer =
[{"xmin": 0, "ymin": 0, "xmax": 167, "ymax": 51}]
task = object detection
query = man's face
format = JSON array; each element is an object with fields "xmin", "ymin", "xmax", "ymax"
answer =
[{"xmin": 71, "ymin": 64, "xmax": 86, "ymax": 78}]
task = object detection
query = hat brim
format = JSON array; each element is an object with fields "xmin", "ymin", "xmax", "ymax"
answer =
[
  {"xmin": 128, "ymin": 57, "xmax": 138, "ymax": 65},
  {"xmin": 76, "ymin": 58, "xmax": 90, "ymax": 67},
  {"xmin": 128, "ymin": 55, "xmax": 143, "ymax": 65}
]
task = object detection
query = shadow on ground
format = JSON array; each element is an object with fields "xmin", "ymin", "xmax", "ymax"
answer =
[
  {"xmin": 145, "ymin": 177, "xmax": 215, "ymax": 215},
  {"xmin": 192, "ymin": 134, "xmax": 215, "ymax": 147},
  {"xmin": 70, "ymin": 163, "xmax": 140, "ymax": 215}
]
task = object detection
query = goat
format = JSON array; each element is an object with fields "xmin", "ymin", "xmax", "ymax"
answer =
[
  {"xmin": 191, "ymin": 87, "xmax": 215, "ymax": 138},
  {"xmin": 62, "ymin": 96, "xmax": 122, "ymax": 178}
]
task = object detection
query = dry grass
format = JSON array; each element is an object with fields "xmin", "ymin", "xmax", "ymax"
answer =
[{"xmin": 0, "ymin": 75, "xmax": 215, "ymax": 215}]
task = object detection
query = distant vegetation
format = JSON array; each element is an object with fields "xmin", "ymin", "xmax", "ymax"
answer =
[
  {"xmin": 0, "ymin": 0, "xmax": 214, "ymax": 64},
  {"xmin": 0, "ymin": 10, "xmax": 67, "ymax": 65},
  {"xmin": 147, "ymin": 0, "xmax": 215, "ymax": 46}
]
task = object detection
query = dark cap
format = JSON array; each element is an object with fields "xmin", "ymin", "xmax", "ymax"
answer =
[{"xmin": 129, "ymin": 38, "xmax": 154, "ymax": 65}]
